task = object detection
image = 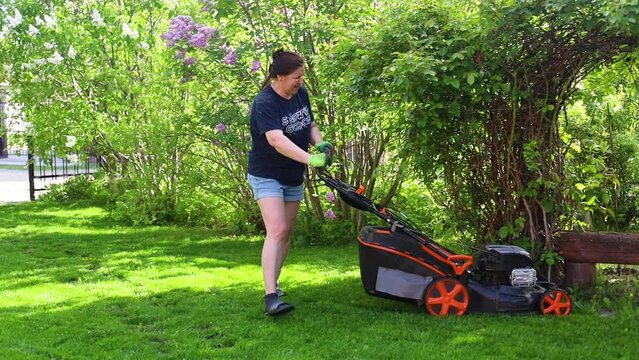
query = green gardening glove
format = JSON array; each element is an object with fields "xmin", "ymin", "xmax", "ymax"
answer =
[
  {"xmin": 308, "ymin": 153, "xmax": 328, "ymax": 168},
  {"xmin": 315, "ymin": 141, "xmax": 334, "ymax": 154}
]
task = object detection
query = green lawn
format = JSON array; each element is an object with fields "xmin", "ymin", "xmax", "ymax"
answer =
[
  {"xmin": 0, "ymin": 201, "xmax": 637, "ymax": 359},
  {"xmin": 0, "ymin": 164, "xmax": 28, "ymax": 170}
]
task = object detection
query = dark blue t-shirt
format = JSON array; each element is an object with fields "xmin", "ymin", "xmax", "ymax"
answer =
[{"xmin": 248, "ymin": 85, "xmax": 314, "ymax": 186}]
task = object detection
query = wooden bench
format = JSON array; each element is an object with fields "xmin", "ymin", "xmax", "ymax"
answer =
[{"xmin": 555, "ymin": 231, "xmax": 639, "ymax": 286}]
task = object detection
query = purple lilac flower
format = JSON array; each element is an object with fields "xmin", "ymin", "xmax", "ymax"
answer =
[
  {"xmin": 161, "ymin": 16, "xmax": 197, "ymax": 47},
  {"xmin": 189, "ymin": 26, "xmax": 215, "ymax": 48},
  {"xmin": 326, "ymin": 191, "xmax": 336, "ymax": 204},
  {"xmin": 161, "ymin": 16, "xmax": 217, "ymax": 49},
  {"xmin": 215, "ymin": 123, "xmax": 226, "ymax": 134},
  {"xmin": 223, "ymin": 50, "xmax": 237, "ymax": 65},
  {"xmin": 184, "ymin": 57, "xmax": 196, "ymax": 65},
  {"xmin": 324, "ymin": 209, "xmax": 337, "ymax": 221},
  {"xmin": 250, "ymin": 59, "xmax": 262, "ymax": 72}
]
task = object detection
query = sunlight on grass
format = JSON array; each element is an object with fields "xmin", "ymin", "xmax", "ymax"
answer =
[
  {"xmin": 1, "ymin": 201, "xmax": 638, "ymax": 359},
  {"xmin": 450, "ymin": 332, "xmax": 486, "ymax": 345}
]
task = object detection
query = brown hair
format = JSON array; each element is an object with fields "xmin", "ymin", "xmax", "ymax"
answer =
[{"xmin": 260, "ymin": 49, "xmax": 305, "ymax": 89}]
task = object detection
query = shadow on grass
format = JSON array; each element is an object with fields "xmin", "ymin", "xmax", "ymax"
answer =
[{"xmin": 2, "ymin": 278, "xmax": 639, "ymax": 360}]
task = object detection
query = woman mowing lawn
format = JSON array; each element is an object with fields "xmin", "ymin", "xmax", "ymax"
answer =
[{"xmin": 247, "ymin": 49, "xmax": 333, "ymax": 316}]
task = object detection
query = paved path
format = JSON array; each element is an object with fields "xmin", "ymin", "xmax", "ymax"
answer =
[
  {"xmin": 0, "ymin": 155, "xmax": 30, "ymax": 203},
  {"xmin": 1, "ymin": 154, "xmax": 99, "ymax": 204}
]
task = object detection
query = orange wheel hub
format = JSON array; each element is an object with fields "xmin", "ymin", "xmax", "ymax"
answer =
[
  {"xmin": 540, "ymin": 289, "xmax": 572, "ymax": 316},
  {"xmin": 424, "ymin": 278, "xmax": 469, "ymax": 316}
]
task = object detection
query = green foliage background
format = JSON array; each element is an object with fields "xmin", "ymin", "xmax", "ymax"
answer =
[{"xmin": 1, "ymin": 0, "xmax": 638, "ymax": 255}]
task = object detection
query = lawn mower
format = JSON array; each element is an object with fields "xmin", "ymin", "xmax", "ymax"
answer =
[{"xmin": 316, "ymin": 158, "xmax": 572, "ymax": 316}]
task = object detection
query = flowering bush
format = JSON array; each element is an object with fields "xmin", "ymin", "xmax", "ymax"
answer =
[{"xmin": 0, "ymin": 0, "xmax": 381, "ymax": 238}]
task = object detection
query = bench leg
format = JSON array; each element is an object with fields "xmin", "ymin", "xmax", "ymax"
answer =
[{"xmin": 565, "ymin": 262, "xmax": 596, "ymax": 286}]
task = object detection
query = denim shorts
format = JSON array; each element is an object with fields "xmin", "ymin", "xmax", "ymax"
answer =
[{"xmin": 247, "ymin": 174, "xmax": 305, "ymax": 201}]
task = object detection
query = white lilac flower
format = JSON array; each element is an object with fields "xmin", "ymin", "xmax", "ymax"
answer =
[
  {"xmin": 6, "ymin": 9, "xmax": 23, "ymax": 28},
  {"xmin": 281, "ymin": 7, "xmax": 294, "ymax": 17},
  {"xmin": 65, "ymin": 135, "xmax": 77, "ymax": 148},
  {"xmin": 0, "ymin": 26, "xmax": 9, "ymax": 41},
  {"xmin": 67, "ymin": 45, "xmax": 76, "ymax": 59},
  {"xmin": 47, "ymin": 51, "xmax": 64, "ymax": 65},
  {"xmin": 164, "ymin": 0, "xmax": 179, "ymax": 10},
  {"xmin": 35, "ymin": 16, "xmax": 44, "ymax": 26},
  {"xmin": 24, "ymin": 122, "xmax": 37, "ymax": 136},
  {"xmin": 66, "ymin": 154, "xmax": 78, "ymax": 165},
  {"xmin": 21, "ymin": 63, "xmax": 35, "ymax": 70},
  {"xmin": 43, "ymin": 14, "xmax": 57, "ymax": 29},
  {"xmin": 138, "ymin": 42, "xmax": 150, "ymax": 51},
  {"xmin": 27, "ymin": 25, "xmax": 39, "ymax": 36},
  {"xmin": 44, "ymin": 41, "xmax": 55, "ymax": 49},
  {"xmin": 3, "ymin": 64, "xmax": 13, "ymax": 72},
  {"xmin": 33, "ymin": 58, "xmax": 47, "ymax": 66},
  {"xmin": 91, "ymin": 9, "xmax": 105, "ymax": 27},
  {"xmin": 121, "ymin": 23, "xmax": 139, "ymax": 39}
]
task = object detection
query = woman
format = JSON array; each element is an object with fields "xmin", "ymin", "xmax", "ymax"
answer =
[{"xmin": 248, "ymin": 49, "xmax": 332, "ymax": 316}]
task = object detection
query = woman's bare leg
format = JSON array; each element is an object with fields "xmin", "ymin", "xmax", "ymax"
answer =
[{"xmin": 258, "ymin": 198, "xmax": 299, "ymax": 295}]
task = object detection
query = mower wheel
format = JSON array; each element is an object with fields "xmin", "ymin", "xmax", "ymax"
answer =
[
  {"xmin": 539, "ymin": 289, "xmax": 572, "ymax": 316},
  {"xmin": 423, "ymin": 277, "xmax": 469, "ymax": 316}
]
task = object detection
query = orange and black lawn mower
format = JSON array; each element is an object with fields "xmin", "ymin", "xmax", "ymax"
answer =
[{"xmin": 316, "ymin": 153, "xmax": 572, "ymax": 316}]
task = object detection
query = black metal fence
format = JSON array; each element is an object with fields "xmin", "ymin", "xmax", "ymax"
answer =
[
  {"xmin": 27, "ymin": 150, "xmax": 100, "ymax": 201},
  {"xmin": 0, "ymin": 85, "xmax": 6, "ymax": 159}
]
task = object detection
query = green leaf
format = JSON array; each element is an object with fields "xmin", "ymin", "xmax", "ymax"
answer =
[
  {"xmin": 466, "ymin": 72, "xmax": 476, "ymax": 85},
  {"xmin": 540, "ymin": 197, "xmax": 555, "ymax": 212}
]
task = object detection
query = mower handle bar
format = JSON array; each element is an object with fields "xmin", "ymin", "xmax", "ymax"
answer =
[{"xmin": 316, "ymin": 166, "xmax": 456, "ymax": 253}]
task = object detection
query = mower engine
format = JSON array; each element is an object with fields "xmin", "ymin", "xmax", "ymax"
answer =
[
  {"xmin": 467, "ymin": 244, "xmax": 550, "ymax": 314},
  {"xmin": 475, "ymin": 245, "xmax": 537, "ymax": 287},
  {"xmin": 511, "ymin": 268, "xmax": 537, "ymax": 287}
]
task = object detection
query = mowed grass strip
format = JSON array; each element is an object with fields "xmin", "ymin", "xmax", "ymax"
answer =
[{"xmin": 0, "ymin": 201, "xmax": 638, "ymax": 359}]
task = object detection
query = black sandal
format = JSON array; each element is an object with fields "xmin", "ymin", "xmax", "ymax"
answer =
[{"xmin": 265, "ymin": 298, "xmax": 295, "ymax": 316}]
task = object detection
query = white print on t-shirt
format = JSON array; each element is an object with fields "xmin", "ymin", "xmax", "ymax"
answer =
[{"xmin": 281, "ymin": 106, "xmax": 311, "ymax": 134}]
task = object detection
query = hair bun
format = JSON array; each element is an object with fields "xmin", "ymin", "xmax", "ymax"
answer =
[{"xmin": 272, "ymin": 48, "xmax": 285, "ymax": 59}]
